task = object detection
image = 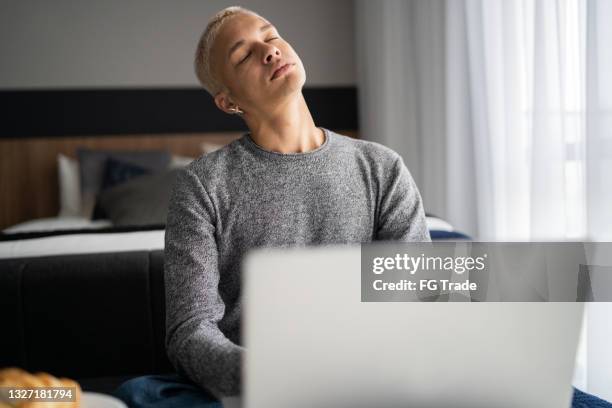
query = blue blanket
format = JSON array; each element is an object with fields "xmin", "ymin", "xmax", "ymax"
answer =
[{"xmin": 114, "ymin": 373, "xmax": 612, "ymax": 408}]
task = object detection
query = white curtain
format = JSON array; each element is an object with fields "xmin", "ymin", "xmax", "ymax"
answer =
[
  {"xmin": 446, "ymin": 2, "xmax": 612, "ymax": 397},
  {"xmin": 447, "ymin": 0, "xmax": 591, "ymax": 241},
  {"xmin": 355, "ymin": 0, "xmax": 612, "ymax": 399},
  {"xmin": 357, "ymin": 0, "xmax": 612, "ymax": 243}
]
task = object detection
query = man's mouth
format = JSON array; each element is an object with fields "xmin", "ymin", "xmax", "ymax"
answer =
[{"xmin": 271, "ymin": 63, "xmax": 295, "ymax": 80}]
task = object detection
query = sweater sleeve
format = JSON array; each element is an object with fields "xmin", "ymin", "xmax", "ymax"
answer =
[
  {"xmin": 376, "ymin": 156, "xmax": 431, "ymax": 242},
  {"xmin": 164, "ymin": 167, "xmax": 244, "ymax": 398}
]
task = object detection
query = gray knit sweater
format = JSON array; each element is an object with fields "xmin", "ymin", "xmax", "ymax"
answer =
[{"xmin": 164, "ymin": 128, "xmax": 430, "ymax": 399}]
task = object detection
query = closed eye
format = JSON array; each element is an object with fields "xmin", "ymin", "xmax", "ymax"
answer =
[
  {"xmin": 237, "ymin": 38, "xmax": 279, "ymax": 66},
  {"xmin": 238, "ymin": 52, "xmax": 251, "ymax": 65}
]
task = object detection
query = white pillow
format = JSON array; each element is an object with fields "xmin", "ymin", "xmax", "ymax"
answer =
[
  {"xmin": 200, "ymin": 141, "xmax": 228, "ymax": 153},
  {"xmin": 169, "ymin": 155, "xmax": 196, "ymax": 168},
  {"xmin": 57, "ymin": 154, "xmax": 82, "ymax": 217},
  {"xmin": 426, "ymin": 216, "xmax": 454, "ymax": 232},
  {"xmin": 4, "ymin": 216, "xmax": 112, "ymax": 233}
]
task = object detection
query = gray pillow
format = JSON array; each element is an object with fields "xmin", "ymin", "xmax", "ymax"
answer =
[
  {"xmin": 77, "ymin": 149, "xmax": 171, "ymax": 218},
  {"xmin": 96, "ymin": 169, "xmax": 178, "ymax": 226}
]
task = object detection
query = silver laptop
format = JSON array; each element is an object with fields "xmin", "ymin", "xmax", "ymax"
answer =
[{"xmin": 239, "ymin": 245, "xmax": 583, "ymax": 408}]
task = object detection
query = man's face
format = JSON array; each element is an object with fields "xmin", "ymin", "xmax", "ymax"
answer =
[{"xmin": 211, "ymin": 13, "xmax": 306, "ymax": 115}]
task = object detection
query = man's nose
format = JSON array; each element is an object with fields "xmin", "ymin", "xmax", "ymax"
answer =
[{"xmin": 263, "ymin": 45, "xmax": 281, "ymax": 64}]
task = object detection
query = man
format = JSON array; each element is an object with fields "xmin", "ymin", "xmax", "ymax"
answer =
[
  {"xmin": 113, "ymin": 7, "xmax": 611, "ymax": 408},
  {"xmin": 163, "ymin": 5, "xmax": 429, "ymax": 400}
]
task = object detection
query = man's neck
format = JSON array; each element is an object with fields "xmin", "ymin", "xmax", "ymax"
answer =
[{"xmin": 245, "ymin": 93, "xmax": 324, "ymax": 154}]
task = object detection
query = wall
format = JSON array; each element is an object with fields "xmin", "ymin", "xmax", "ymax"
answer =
[{"xmin": 0, "ymin": 0, "xmax": 355, "ymax": 89}]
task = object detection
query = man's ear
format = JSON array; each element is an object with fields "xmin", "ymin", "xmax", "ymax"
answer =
[{"xmin": 214, "ymin": 92, "xmax": 236, "ymax": 115}]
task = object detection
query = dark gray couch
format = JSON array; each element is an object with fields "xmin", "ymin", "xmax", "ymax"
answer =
[{"xmin": 0, "ymin": 250, "xmax": 174, "ymax": 394}]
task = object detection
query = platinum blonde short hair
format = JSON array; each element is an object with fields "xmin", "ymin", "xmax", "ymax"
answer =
[{"xmin": 195, "ymin": 6, "xmax": 265, "ymax": 96}]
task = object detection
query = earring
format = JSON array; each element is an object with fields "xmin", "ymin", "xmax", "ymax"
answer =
[{"xmin": 229, "ymin": 107, "xmax": 244, "ymax": 115}]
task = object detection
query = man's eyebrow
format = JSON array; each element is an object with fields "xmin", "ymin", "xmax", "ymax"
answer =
[
  {"xmin": 259, "ymin": 23, "xmax": 273, "ymax": 32},
  {"xmin": 228, "ymin": 40, "xmax": 245, "ymax": 60},
  {"xmin": 227, "ymin": 23, "xmax": 276, "ymax": 60}
]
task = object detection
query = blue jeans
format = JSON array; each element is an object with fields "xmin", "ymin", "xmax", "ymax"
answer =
[{"xmin": 113, "ymin": 373, "xmax": 612, "ymax": 408}]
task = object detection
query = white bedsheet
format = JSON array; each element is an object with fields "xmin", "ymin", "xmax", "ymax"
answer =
[
  {"xmin": 0, "ymin": 230, "xmax": 164, "ymax": 259},
  {"xmin": 1, "ymin": 216, "xmax": 163, "ymax": 259}
]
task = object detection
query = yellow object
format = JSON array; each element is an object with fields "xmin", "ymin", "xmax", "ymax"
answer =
[{"xmin": 0, "ymin": 367, "xmax": 81, "ymax": 408}]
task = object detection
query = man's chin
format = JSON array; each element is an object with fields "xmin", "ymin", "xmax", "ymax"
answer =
[{"xmin": 266, "ymin": 77, "xmax": 304, "ymax": 101}]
